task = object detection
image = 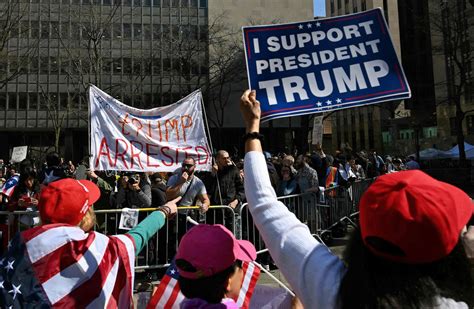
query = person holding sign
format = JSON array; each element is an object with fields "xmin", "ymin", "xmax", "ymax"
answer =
[{"xmin": 240, "ymin": 90, "xmax": 474, "ymax": 308}]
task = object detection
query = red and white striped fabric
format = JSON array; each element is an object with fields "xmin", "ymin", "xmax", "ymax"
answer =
[
  {"xmin": 147, "ymin": 261, "xmax": 260, "ymax": 309},
  {"xmin": 21, "ymin": 224, "xmax": 135, "ymax": 308},
  {"xmin": 236, "ymin": 261, "xmax": 260, "ymax": 308}
]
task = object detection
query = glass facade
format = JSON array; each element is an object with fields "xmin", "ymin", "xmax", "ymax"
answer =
[{"xmin": 0, "ymin": 0, "xmax": 209, "ymax": 132}]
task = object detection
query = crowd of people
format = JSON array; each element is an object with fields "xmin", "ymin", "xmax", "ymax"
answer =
[
  {"xmin": 0, "ymin": 139, "xmax": 421, "ymax": 218},
  {"xmin": 0, "ymin": 89, "xmax": 471, "ymax": 308}
]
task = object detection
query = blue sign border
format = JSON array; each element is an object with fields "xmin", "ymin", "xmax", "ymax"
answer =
[{"xmin": 242, "ymin": 8, "xmax": 411, "ymax": 122}]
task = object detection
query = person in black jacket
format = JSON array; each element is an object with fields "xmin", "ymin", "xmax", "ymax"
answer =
[{"xmin": 204, "ymin": 150, "xmax": 245, "ymax": 230}]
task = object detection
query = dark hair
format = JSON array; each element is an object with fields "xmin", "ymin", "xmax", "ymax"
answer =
[
  {"xmin": 339, "ymin": 228, "xmax": 473, "ymax": 308},
  {"xmin": 150, "ymin": 172, "xmax": 163, "ymax": 183},
  {"xmin": 46, "ymin": 152, "xmax": 61, "ymax": 167},
  {"xmin": 12, "ymin": 169, "xmax": 40, "ymax": 201},
  {"xmin": 177, "ymin": 259, "xmax": 241, "ymax": 304}
]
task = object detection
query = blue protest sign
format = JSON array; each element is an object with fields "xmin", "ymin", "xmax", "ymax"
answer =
[{"xmin": 242, "ymin": 8, "xmax": 411, "ymax": 122}]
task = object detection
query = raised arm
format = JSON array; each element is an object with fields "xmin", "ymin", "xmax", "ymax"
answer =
[
  {"xmin": 240, "ymin": 90, "xmax": 346, "ymax": 308},
  {"xmin": 126, "ymin": 196, "xmax": 180, "ymax": 255}
]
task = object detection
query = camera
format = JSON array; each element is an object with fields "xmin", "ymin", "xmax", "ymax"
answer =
[{"xmin": 128, "ymin": 174, "xmax": 140, "ymax": 185}]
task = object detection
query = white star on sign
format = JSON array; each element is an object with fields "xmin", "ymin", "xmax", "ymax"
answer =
[
  {"xmin": 4, "ymin": 260, "xmax": 14, "ymax": 272},
  {"xmin": 326, "ymin": 100, "xmax": 332, "ymax": 105},
  {"xmin": 316, "ymin": 101, "xmax": 322, "ymax": 107},
  {"xmin": 316, "ymin": 22, "xmax": 321, "ymax": 27},
  {"xmin": 0, "ymin": 258, "xmax": 5, "ymax": 265},
  {"xmin": 307, "ymin": 23, "xmax": 312, "ymax": 28},
  {"xmin": 336, "ymin": 98, "xmax": 342, "ymax": 103},
  {"xmin": 170, "ymin": 269, "xmax": 176, "ymax": 275},
  {"xmin": 8, "ymin": 283, "xmax": 21, "ymax": 300},
  {"xmin": 298, "ymin": 24, "xmax": 304, "ymax": 30},
  {"xmin": 0, "ymin": 280, "xmax": 4, "ymax": 289}
]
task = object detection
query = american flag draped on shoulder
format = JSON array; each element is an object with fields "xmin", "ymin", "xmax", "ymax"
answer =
[
  {"xmin": 147, "ymin": 260, "xmax": 260, "ymax": 309},
  {"xmin": 0, "ymin": 223, "xmax": 135, "ymax": 308},
  {"xmin": 1, "ymin": 175, "xmax": 19, "ymax": 198}
]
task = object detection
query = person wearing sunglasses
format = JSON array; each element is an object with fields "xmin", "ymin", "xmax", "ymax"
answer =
[{"xmin": 166, "ymin": 157, "xmax": 210, "ymax": 240}]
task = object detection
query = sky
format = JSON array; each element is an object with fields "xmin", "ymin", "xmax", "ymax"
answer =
[{"xmin": 314, "ymin": 0, "xmax": 326, "ymax": 17}]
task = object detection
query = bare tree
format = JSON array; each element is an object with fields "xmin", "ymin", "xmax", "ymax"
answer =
[
  {"xmin": 41, "ymin": 2, "xmax": 124, "ymax": 151},
  {"xmin": 153, "ymin": 13, "xmax": 246, "ymax": 128},
  {"xmin": 0, "ymin": 0, "xmax": 35, "ymax": 89},
  {"xmin": 430, "ymin": 0, "xmax": 473, "ymax": 163}
]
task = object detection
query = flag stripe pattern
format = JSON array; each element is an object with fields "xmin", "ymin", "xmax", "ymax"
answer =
[
  {"xmin": 0, "ymin": 223, "xmax": 135, "ymax": 308},
  {"xmin": 236, "ymin": 261, "xmax": 260, "ymax": 308},
  {"xmin": 147, "ymin": 260, "xmax": 185, "ymax": 309},
  {"xmin": 1, "ymin": 175, "xmax": 19, "ymax": 198},
  {"xmin": 147, "ymin": 261, "xmax": 260, "ymax": 309}
]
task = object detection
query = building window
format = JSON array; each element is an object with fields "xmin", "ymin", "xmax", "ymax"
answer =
[
  {"xmin": 337, "ymin": 0, "xmax": 341, "ymax": 10},
  {"xmin": 41, "ymin": 22, "xmax": 49, "ymax": 39},
  {"xmin": 123, "ymin": 23, "xmax": 131, "ymax": 39},
  {"xmin": 133, "ymin": 24, "xmax": 142, "ymax": 40},
  {"xmin": 8, "ymin": 93, "xmax": 17, "ymax": 110},
  {"xmin": 422, "ymin": 126, "xmax": 437, "ymax": 138},
  {"xmin": 382, "ymin": 131, "xmax": 391, "ymax": 144},
  {"xmin": 0, "ymin": 94, "xmax": 5, "ymax": 111},
  {"xmin": 199, "ymin": 0, "xmax": 206, "ymax": 7},
  {"xmin": 361, "ymin": 0, "xmax": 366, "ymax": 11},
  {"xmin": 330, "ymin": 0, "xmax": 334, "ymax": 14},
  {"xmin": 29, "ymin": 93, "xmax": 38, "ymax": 110},
  {"xmin": 344, "ymin": 0, "xmax": 349, "ymax": 14},
  {"xmin": 467, "ymin": 115, "xmax": 474, "ymax": 135},
  {"xmin": 383, "ymin": 0, "xmax": 389, "ymax": 25},
  {"xmin": 352, "ymin": 0, "xmax": 357, "ymax": 12}
]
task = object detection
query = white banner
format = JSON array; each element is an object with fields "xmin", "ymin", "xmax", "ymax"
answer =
[
  {"xmin": 89, "ymin": 85, "xmax": 212, "ymax": 172},
  {"xmin": 311, "ymin": 116, "xmax": 324, "ymax": 146}
]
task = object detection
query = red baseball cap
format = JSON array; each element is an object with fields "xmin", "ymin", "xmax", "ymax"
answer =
[
  {"xmin": 176, "ymin": 224, "xmax": 257, "ymax": 279},
  {"xmin": 38, "ymin": 178, "xmax": 101, "ymax": 226},
  {"xmin": 359, "ymin": 170, "xmax": 473, "ymax": 264}
]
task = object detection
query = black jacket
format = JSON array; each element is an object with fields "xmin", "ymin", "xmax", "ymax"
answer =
[{"xmin": 205, "ymin": 165, "xmax": 245, "ymax": 206}]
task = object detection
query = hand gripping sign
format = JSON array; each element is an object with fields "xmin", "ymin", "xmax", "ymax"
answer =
[
  {"xmin": 89, "ymin": 85, "xmax": 212, "ymax": 172},
  {"xmin": 242, "ymin": 8, "xmax": 411, "ymax": 122}
]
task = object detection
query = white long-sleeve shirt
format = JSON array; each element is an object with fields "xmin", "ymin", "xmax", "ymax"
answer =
[
  {"xmin": 243, "ymin": 151, "xmax": 468, "ymax": 309},
  {"xmin": 244, "ymin": 151, "xmax": 345, "ymax": 308}
]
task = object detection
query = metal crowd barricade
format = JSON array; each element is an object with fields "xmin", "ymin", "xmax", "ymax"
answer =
[
  {"xmin": 238, "ymin": 192, "xmax": 330, "ymax": 251},
  {"xmin": 0, "ymin": 205, "xmax": 236, "ymax": 272},
  {"xmin": 95, "ymin": 205, "xmax": 236, "ymax": 271},
  {"xmin": 0, "ymin": 179, "xmax": 377, "ymax": 271},
  {"xmin": 238, "ymin": 178, "xmax": 376, "ymax": 248}
]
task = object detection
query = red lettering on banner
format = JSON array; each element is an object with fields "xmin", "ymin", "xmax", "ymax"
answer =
[
  {"xmin": 130, "ymin": 140, "xmax": 144, "ymax": 169},
  {"xmin": 175, "ymin": 148, "xmax": 180, "ymax": 164},
  {"xmin": 181, "ymin": 146, "xmax": 193, "ymax": 161},
  {"xmin": 147, "ymin": 121, "xmax": 153, "ymax": 139},
  {"xmin": 95, "ymin": 137, "xmax": 113, "ymax": 167},
  {"xmin": 165, "ymin": 119, "xmax": 180, "ymax": 142},
  {"xmin": 132, "ymin": 118, "xmax": 143, "ymax": 137},
  {"xmin": 119, "ymin": 114, "xmax": 131, "ymax": 136},
  {"xmin": 146, "ymin": 143, "xmax": 161, "ymax": 167},
  {"xmin": 160, "ymin": 146, "xmax": 174, "ymax": 166},
  {"xmin": 180, "ymin": 115, "xmax": 193, "ymax": 142},
  {"xmin": 195, "ymin": 146, "xmax": 210, "ymax": 164},
  {"xmin": 157, "ymin": 121, "xmax": 163, "ymax": 142},
  {"xmin": 114, "ymin": 138, "xmax": 129, "ymax": 169}
]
